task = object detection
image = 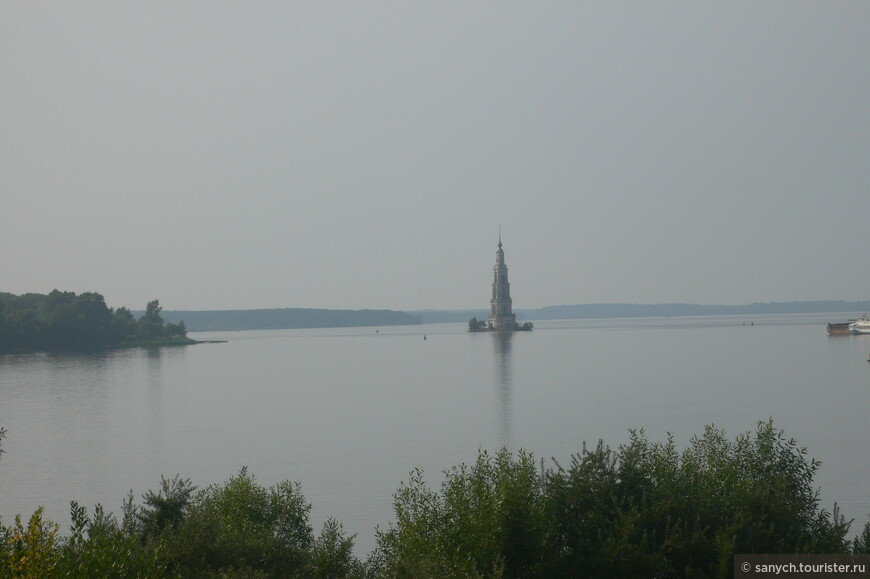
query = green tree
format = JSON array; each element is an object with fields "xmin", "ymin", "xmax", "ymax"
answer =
[
  {"xmin": 373, "ymin": 422, "xmax": 853, "ymax": 579},
  {"xmin": 542, "ymin": 421, "xmax": 852, "ymax": 577},
  {"xmin": 165, "ymin": 320, "xmax": 187, "ymax": 339},
  {"xmin": 1, "ymin": 308, "xmax": 37, "ymax": 351},
  {"xmin": 372, "ymin": 448, "xmax": 545, "ymax": 578},
  {"xmin": 468, "ymin": 317, "xmax": 486, "ymax": 332},
  {"xmin": 44, "ymin": 289, "xmax": 76, "ymax": 311},
  {"xmin": 1, "ymin": 508, "xmax": 60, "ymax": 577},
  {"xmin": 132, "ymin": 475, "xmax": 197, "ymax": 540},
  {"xmin": 165, "ymin": 468, "xmax": 317, "ymax": 577},
  {"xmin": 72, "ymin": 292, "xmax": 114, "ymax": 346},
  {"xmin": 60, "ymin": 502, "xmax": 165, "ymax": 578},
  {"xmin": 853, "ymin": 521, "xmax": 870, "ymax": 554},
  {"xmin": 0, "ymin": 300, "xmax": 7, "ymax": 351},
  {"xmin": 111, "ymin": 307, "xmax": 138, "ymax": 341},
  {"xmin": 311, "ymin": 518, "xmax": 363, "ymax": 579},
  {"xmin": 137, "ymin": 300, "xmax": 166, "ymax": 340}
]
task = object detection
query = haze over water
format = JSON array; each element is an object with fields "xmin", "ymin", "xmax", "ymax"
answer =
[{"xmin": 1, "ymin": 313, "xmax": 868, "ymax": 555}]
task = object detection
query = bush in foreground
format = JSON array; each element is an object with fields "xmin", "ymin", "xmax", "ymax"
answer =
[
  {"xmin": 0, "ymin": 466, "xmax": 362, "ymax": 578},
  {"xmin": 1, "ymin": 421, "xmax": 866, "ymax": 578},
  {"xmin": 370, "ymin": 420, "xmax": 855, "ymax": 578}
]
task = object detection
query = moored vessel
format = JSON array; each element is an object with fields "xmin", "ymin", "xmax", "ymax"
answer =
[
  {"xmin": 827, "ymin": 322, "xmax": 853, "ymax": 335},
  {"xmin": 848, "ymin": 316, "xmax": 870, "ymax": 334}
]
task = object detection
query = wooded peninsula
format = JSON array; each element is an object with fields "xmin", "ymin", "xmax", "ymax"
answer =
[{"xmin": 0, "ymin": 291, "xmax": 192, "ymax": 353}]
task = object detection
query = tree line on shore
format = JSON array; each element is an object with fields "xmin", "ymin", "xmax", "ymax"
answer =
[
  {"xmin": 0, "ymin": 291, "xmax": 188, "ymax": 352},
  {"xmin": 1, "ymin": 421, "xmax": 868, "ymax": 578}
]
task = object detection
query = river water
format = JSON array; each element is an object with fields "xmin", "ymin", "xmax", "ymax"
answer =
[{"xmin": 0, "ymin": 313, "xmax": 868, "ymax": 554}]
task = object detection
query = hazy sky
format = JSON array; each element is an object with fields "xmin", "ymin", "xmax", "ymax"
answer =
[{"xmin": 2, "ymin": 3, "xmax": 869, "ymax": 312}]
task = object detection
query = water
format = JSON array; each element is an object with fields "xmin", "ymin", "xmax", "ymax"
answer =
[{"xmin": 0, "ymin": 313, "xmax": 868, "ymax": 555}]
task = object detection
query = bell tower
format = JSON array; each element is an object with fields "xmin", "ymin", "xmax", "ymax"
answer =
[{"xmin": 487, "ymin": 229, "xmax": 517, "ymax": 329}]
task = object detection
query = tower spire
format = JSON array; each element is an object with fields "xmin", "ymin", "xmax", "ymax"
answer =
[{"xmin": 488, "ymin": 228, "xmax": 515, "ymax": 329}]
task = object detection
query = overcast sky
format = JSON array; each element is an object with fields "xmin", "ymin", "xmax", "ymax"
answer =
[{"xmin": 2, "ymin": 3, "xmax": 868, "ymax": 312}]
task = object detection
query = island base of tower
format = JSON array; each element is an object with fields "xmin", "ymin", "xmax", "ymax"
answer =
[{"xmin": 468, "ymin": 316, "xmax": 533, "ymax": 332}]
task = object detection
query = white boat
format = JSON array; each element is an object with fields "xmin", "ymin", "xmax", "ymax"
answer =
[{"xmin": 848, "ymin": 316, "xmax": 870, "ymax": 334}]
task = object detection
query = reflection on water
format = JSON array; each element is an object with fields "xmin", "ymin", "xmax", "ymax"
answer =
[
  {"xmin": 145, "ymin": 347, "xmax": 166, "ymax": 468},
  {"xmin": 492, "ymin": 331, "xmax": 514, "ymax": 448}
]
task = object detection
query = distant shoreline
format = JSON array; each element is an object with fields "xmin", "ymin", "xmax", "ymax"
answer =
[
  {"xmin": 156, "ymin": 308, "xmax": 422, "ymax": 332},
  {"xmin": 154, "ymin": 300, "xmax": 870, "ymax": 332},
  {"xmin": 415, "ymin": 300, "xmax": 870, "ymax": 324}
]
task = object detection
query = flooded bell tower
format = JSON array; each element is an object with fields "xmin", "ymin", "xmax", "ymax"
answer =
[{"xmin": 487, "ymin": 229, "xmax": 517, "ymax": 330}]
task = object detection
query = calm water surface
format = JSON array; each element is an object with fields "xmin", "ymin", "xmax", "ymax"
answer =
[{"xmin": 1, "ymin": 314, "xmax": 868, "ymax": 554}]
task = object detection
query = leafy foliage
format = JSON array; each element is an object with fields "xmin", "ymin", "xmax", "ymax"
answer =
[
  {"xmin": 137, "ymin": 300, "xmax": 166, "ymax": 340},
  {"xmin": 468, "ymin": 317, "xmax": 486, "ymax": 332},
  {"xmin": 0, "ymin": 422, "xmax": 864, "ymax": 577},
  {"xmin": 165, "ymin": 468, "xmax": 316, "ymax": 577},
  {"xmin": 2, "ymin": 508, "xmax": 60, "ymax": 577},
  {"xmin": 373, "ymin": 421, "xmax": 857, "ymax": 578},
  {"xmin": 539, "ymin": 421, "xmax": 854, "ymax": 577},
  {"xmin": 853, "ymin": 521, "xmax": 870, "ymax": 554},
  {"xmin": 133, "ymin": 475, "xmax": 197, "ymax": 540},
  {"xmin": 62, "ymin": 502, "xmax": 165, "ymax": 578},
  {"xmin": 311, "ymin": 518, "xmax": 364, "ymax": 579},
  {"xmin": 0, "ymin": 292, "xmax": 188, "ymax": 352}
]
